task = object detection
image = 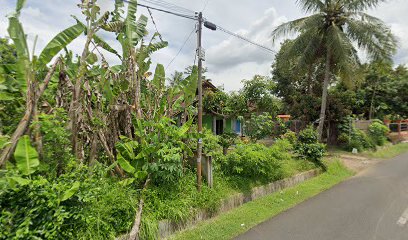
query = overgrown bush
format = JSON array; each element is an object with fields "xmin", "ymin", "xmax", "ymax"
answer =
[
  {"xmin": 219, "ymin": 130, "xmax": 238, "ymax": 155},
  {"xmin": 337, "ymin": 117, "xmax": 385, "ymax": 152},
  {"xmin": 244, "ymin": 113, "xmax": 274, "ymax": 141},
  {"xmin": 0, "ymin": 164, "xmax": 137, "ymax": 240},
  {"xmin": 33, "ymin": 109, "xmax": 74, "ymax": 177},
  {"xmin": 368, "ymin": 120, "xmax": 389, "ymax": 146},
  {"xmin": 219, "ymin": 143, "xmax": 284, "ymax": 182},
  {"xmin": 140, "ymin": 169, "xmax": 231, "ymax": 239},
  {"xmin": 295, "ymin": 126, "xmax": 326, "ymax": 169}
]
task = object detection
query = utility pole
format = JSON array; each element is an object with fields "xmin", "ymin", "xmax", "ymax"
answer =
[{"xmin": 196, "ymin": 12, "xmax": 203, "ymax": 191}]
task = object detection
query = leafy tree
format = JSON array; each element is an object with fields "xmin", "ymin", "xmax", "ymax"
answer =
[
  {"xmin": 0, "ymin": 38, "xmax": 23, "ymax": 134},
  {"xmin": 244, "ymin": 113, "xmax": 275, "ymax": 141},
  {"xmin": 241, "ymin": 75, "xmax": 281, "ymax": 116},
  {"xmin": 272, "ymin": 40, "xmax": 323, "ymax": 122},
  {"xmin": 167, "ymin": 70, "xmax": 184, "ymax": 87},
  {"xmin": 272, "ymin": 0, "xmax": 397, "ymax": 141},
  {"xmin": 0, "ymin": 0, "xmax": 86, "ymax": 165},
  {"xmin": 0, "ymin": 38, "xmax": 16, "ymax": 64}
]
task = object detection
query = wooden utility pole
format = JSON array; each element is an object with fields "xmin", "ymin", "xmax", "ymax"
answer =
[{"xmin": 196, "ymin": 12, "xmax": 203, "ymax": 191}]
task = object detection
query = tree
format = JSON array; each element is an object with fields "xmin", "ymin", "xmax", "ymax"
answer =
[
  {"xmin": 167, "ymin": 70, "xmax": 184, "ymax": 87},
  {"xmin": 241, "ymin": 75, "xmax": 281, "ymax": 115},
  {"xmin": 0, "ymin": 0, "xmax": 85, "ymax": 166},
  {"xmin": 272, "ymin": 40, "xmax": 323, "ymax": 122},
  {"xmin": 271, "ymin": 0, "xmax": 397, "ymax": 141}
]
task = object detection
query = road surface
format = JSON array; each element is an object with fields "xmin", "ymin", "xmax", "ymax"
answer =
[{"xmin": 236, "ymin": 152, "xmax": 408, "ymax": 240}]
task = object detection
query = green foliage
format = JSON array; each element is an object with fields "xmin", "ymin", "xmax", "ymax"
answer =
[
  {"xmin": 218, "ymin": 130, "xmax": 238, "ymax": 154},
  {"xmin": 337, "ymin": 117, "xmax": 389, "ymax": 152},
  {"xmin": 281, "ymin": 130, "xmax": 297, "ymax": 145},
  {"xmin": 244, "ymin": 113, "xmax": 274, "ymax": 141},
  {"xmin": 338, "ymin": 127, "xmax": 375, "ymax": 152},
  {"xmin": 219, "ymin": 143, "xmax": 284, "ymax": 183},
  {"xmin": 368, "ymin": 120, "xmax": 389, "ymax": 146},
  {"xmin": 117, "ymin": 117, "xmax": 193, "ymax": 185},
  {"xmin": 34, "ymin": 109, "xmax": 73, "ymax": 177},
  {"xmin": 241, "ymin": 75, "xmax": 281, "ymax": 115},
  {"xmin": 203, "ymin": 90, "xmax": 231, "ymax": 116},
  {"xmin": 295, "ymin": 126, "xmax": 326, "ymax": 167},
  {"xmin": 37, "ymin": 23, "xmax": 85, "ymax": 67},
  {"xmin": 0, "ymin": 164, "xmax": 137, "ymax": 240},
  {"xmin": 13, "ymin": 135, "xmax": 39, "ymax": 176}
]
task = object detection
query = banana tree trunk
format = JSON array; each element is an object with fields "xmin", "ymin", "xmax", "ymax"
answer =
[
  {"xmin": 0, "ymin": 59, "xmax": 60, "ymax": 166},
  {"xmin": 317, "ymin": 49, "xmax": 331, "ymax": 142},
  {"xmin": 128, "ymin": 178, "xmax": 150, "ymax": 240},
  {"xmin": 70, "ymin": 31, "xmax": 93, "ymax": 162}
]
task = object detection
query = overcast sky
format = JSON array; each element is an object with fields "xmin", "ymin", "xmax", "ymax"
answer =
[{"xmin": 1, "ymin": 0, "xmax": 407, "ymax": 91}]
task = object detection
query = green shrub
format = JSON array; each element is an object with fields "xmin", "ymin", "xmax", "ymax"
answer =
[
  {"xmin": 219, "ymin": 143, "xmax": 284, "ymax": 182},
  {"xmin": 337, "ymin": 117, "xmax": 377, "ymax": 152},
  {"xmin": 33, "ymin": 109, "xmax": 74, "ymax": 177},
  {"xmin": 295, "ymin": 126, "xmax": 326, "ymax": 168},
  {"xmin": 244, "ymin": 113, "xmax": 274, "ymax": 141},
  {"xmin": 219, "ymin": 130, "xmax": 238, "ymax": 155},
  {"xmin": 141, "ymin": 170, "xmax": 230, "ymax": 239},
  {"xmin": 281, "ymin": 130, "xmax": 297, "ymax": 145},
  {"xmin": 0, "ymin": 164, "xmax": 137, "ymax": 240},
  {"xmin": 268, "ymin": 138, "xmax": 293, "ymax": 161},
  {"xmin": 368, "ymin": 121, "xmax": 389, "ymax": 146},
  {"xmin": 339, "ymin": 129, "xmax": 375, "ymax": 152}
]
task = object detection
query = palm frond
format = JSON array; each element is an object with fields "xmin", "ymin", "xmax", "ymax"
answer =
[
  {"xmin": 344, "ymin": 0, "xmax": 384, "ymax": 12},
  {"xmin": 296, "ymin": 0, "xmax": 325, "ymax": 13},
  {"xmin": 271, "ymin": 13, "xmax": 324, "ymax": 43},
  {"xmin": 326, "ymin": 24, "xmax": 360, "ymax": 83},
  {"xmin": 345, "ymin": 16, "xmax": 398, "ymax": 61}
]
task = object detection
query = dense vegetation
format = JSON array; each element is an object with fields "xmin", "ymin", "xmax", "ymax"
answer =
[{"xmin": 0, "ymin": 0, "xmax": 404, "ymax": 239}]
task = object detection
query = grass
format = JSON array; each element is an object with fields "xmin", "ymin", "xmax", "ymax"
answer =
[
  {"xmin": 171, "ymin": 161, "xmax": 353, "ymax": 240},
  {"xmin": 364, "ymin": 143, "xmax": 408, "ymax": 159},
  {"xmin": 328, "ymin": 142, "xmax": 408, "ymax": 160}
]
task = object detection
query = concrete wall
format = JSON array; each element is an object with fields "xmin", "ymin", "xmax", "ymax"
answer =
[{"xmin": 158, "ymin": 169, "xmax": 320, "ymax": 239}]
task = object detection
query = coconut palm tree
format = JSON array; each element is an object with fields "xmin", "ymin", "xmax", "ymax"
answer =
[{"xmin": 271, "ymin": 0, "xmax": 398, "ymax": 141}]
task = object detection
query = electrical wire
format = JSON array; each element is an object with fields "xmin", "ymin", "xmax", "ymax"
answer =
[
  {"xmin": 147, "ymin": 7, "xmax": 164, "ymax": 42},
  {"xmin": 201, "ymin": 0, "xmax": 210, "ymax": 12},
  {"xmin": 121, "ymin": 0, "xmax": 196, "ymax": 20},
  {"xmin": 166, "ymin": 26, "xmax": 196, "ymax": 70},
  {"xmin": 140, "ymin": 0, "xmax": 195, "ymax": 15},
  {"xmin": 215, "ymin": 24, "xmax": 276, "ymax": 54}
]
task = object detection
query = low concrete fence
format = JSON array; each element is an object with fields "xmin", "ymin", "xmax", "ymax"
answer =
[{"xmin": 158, "ymin": 169, "xmax": 321, "ymax": 239}]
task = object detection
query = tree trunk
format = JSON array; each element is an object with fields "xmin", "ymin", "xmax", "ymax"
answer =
[
  {"xmin": 128, "ymin": 178, "xmax": 150, "ymax": 240},
  {"xmin": 70, "ymin": 31, "xmax": 93, "ymax": 162},
  {"xmin": 0, "ymin": 59, "xmax": 60, "ymax": 166},
  {"xmin": 317, "ymin": 49, "xmax": 331, "ymax": 142},
  {"xmin": 369, "ymin": 87, "xmax": 377, "ymax": 120}
]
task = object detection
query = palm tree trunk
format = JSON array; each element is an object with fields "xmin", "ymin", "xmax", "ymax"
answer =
[
  {"xmin": 369, "ymin": 87, "xmax": 377, "ymax": 120},
  {"xmin": 317, "ymin": 49, "xmax": 331, "ymax": 142}
]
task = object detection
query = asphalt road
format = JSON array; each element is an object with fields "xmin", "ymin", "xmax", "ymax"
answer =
[{"xmin": 236, "ymin": 152, "xmax": 408, "ymax": 240}]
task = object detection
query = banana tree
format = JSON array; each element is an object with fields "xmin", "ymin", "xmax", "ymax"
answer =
[
  {"xmin": 0, "ymin": 0, "xmax": 85, "ymax": 166},
  {"xmin": 102, "ymin": 0, "xmax": 168, "ymax": 119}
]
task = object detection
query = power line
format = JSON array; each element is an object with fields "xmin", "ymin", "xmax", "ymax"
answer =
[
  {"xmin": 121, "ymin": 0, "xmax": 196, "ymax": 20},
  {"xmin": 147, "ymin": 7, "xmax": 164, "ymax": 42},
  {"xmin": 140, "ymin": 0, "xmax": 195, "ymax": 15},
  {"xmin": 166, "ymin": 26, "xmax": 196, "ymax": 70},
  {"xmin": 201, "ymin": 0, "xmax": 210, "ymax": 12},
  {"xmin": 214, "ymin": 24, "xmax": 276, "ymax": 54},
  {"xmin": 120, "ymin": 1, "xmax": 275, "ymax": 54}
]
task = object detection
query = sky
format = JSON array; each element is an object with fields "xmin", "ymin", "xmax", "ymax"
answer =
[{"xmin": 1, "ymin": 0, "xmax": 407, "ymax": 91}]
